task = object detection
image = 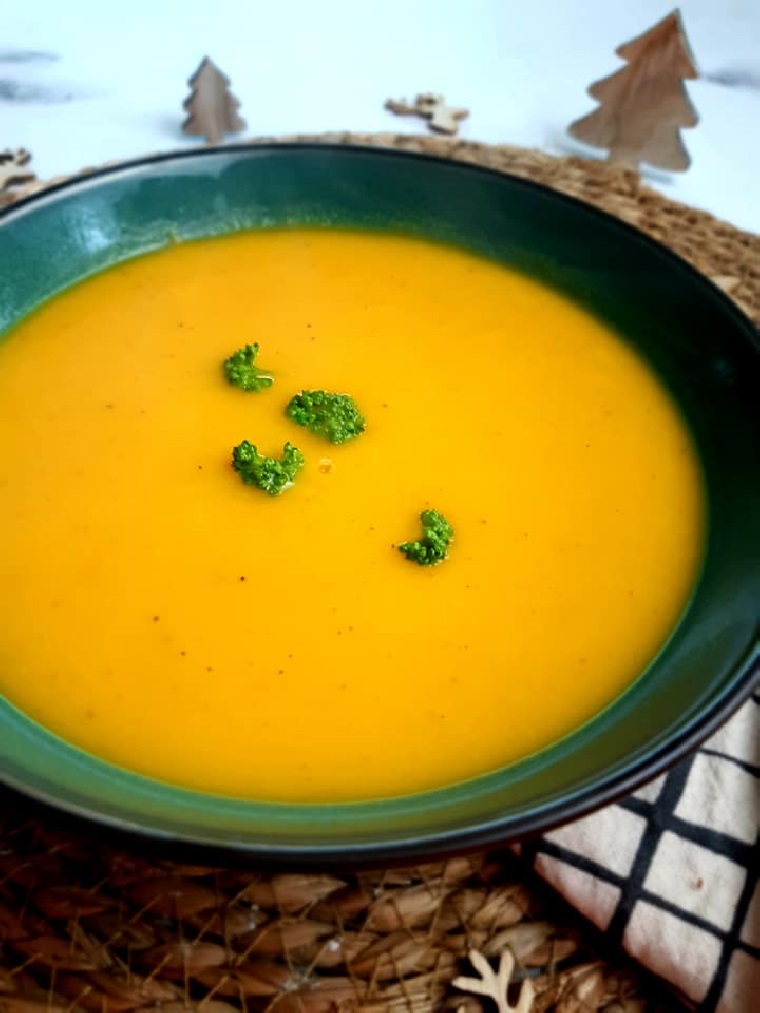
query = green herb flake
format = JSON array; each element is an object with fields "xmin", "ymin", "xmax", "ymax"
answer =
[
  {"xmin": 231, "ymin": 440, "xmax": 304, "ymax": 496},
  {"xmin": 286, "ymin": 390, "xmax": 365, "ymax": 444},
  {"xmin": 398, "ymin": 510, "xmax": 453, "ymax": 566},
  {"xmin": 223, "ymin": 343, "xmax": 274, "ymax": 392}
]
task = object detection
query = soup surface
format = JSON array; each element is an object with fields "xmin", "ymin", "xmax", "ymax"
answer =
[{"xmin": 0, "ymin": 229, "xmax": 704, "ymax": 801}]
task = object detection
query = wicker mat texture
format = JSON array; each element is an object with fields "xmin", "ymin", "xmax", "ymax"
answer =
[{"xmin": 0, "ymin": 135, "xmax": 758, "ymax": 1013}]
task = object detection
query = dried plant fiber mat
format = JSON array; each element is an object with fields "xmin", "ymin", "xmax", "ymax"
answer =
[
  {"xmin": 1, "ymin": 135, "xmax": 758, "ymax": 1013},
  {"xmin": 0, "ymin": 815, "xmax": 682, "ymax": 1013}
]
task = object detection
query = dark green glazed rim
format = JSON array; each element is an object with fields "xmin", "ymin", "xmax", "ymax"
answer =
[{"xmin": 0, "ymin": 144, "xmax": 757, "ymax": 864}]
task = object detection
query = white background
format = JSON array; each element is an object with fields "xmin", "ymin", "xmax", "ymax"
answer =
[{"xmin": 2, "ymin": 0, "xmax": 759, "ymax": 232}]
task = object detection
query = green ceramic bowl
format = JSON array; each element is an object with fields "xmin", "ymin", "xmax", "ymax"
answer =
[{"xmin": 0, "ymin": 144, "xmax": 758, "ymax": 863}]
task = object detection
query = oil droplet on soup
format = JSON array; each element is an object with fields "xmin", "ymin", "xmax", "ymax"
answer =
[{"xmin": 0, "ymin": 229, "xmax": 705, "ymax": 801}]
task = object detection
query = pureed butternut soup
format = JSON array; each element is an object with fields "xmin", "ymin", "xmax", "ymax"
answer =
[{"xmin": 0, "ymin": 229, "xmax": 705, "ymax": 802}]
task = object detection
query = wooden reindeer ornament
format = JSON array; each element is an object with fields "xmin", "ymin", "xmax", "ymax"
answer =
[
  {"xmin": 385, "ymin": 93, "xmax": 468, "ymax": 136},
  {"xmin": 454, "ymin": 949, "xmax": 535, "ymax": 1013},
  {"xmin": 568, "ymin": 9, "xmax": 698, "ymax": 171},
  {"xmin": 182, "ymin": 57, "xmax": 246, "ymax": 145},
  {"xmin": 0, "ymin": 149, "xmax": 36, "ymax": 193}
]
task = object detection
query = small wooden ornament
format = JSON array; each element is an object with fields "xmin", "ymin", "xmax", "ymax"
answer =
[
  {"xmin": 0, "ymin": 148, "xmax": 36, "ymax": 193},
  {"xmin": 385, "ymin": 93, "xmax": 469, "ymax": 136},
  {"xmin": 568, "ymin": 9, "xmax": 698, "ymax": 172},
  {"xmin": 182, "ymin": 56, "xmax": 246, "ymax": 145},
  {"xmin": 453, "ymin": 949, "xmax": 535, "ymax": 1013}
]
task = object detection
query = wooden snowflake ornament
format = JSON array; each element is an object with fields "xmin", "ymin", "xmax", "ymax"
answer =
[
  {"xmin": 453, "ymin": 948, "xmax": 535, "ymax": 1013},
  {"xmin": 182, "ymin": 57, "xmax": 246, "ymax": 145},
  {"xmin": 0, "ymin": 149, "xmax": 36, "ymax": 193},
  {"xmin": 385, "ymin": 93, "xmax": 468, "ymax": 136},
  {"xmin": 568, "ymin": 9, "xmax": 698, "ymax": 171}
]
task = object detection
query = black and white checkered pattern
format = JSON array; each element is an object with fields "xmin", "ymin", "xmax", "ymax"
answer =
[{"xmin": 521, "ymin": 692, "xmax": 759, "ymax": 1011}]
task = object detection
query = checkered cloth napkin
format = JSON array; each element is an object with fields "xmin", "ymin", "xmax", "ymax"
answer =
[{"xmin": 519, "ymin": 690, "xmax": 759, "ymax": 1010}]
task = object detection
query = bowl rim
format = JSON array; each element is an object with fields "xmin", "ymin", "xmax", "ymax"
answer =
[{"xmin": 0, "ymin": 140, "xmax": 758, "ymax": 864}]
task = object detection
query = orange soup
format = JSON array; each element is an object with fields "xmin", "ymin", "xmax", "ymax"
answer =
[{"xmin": 0, "ymin": 229, "xmax": 705, "ymax": 801}]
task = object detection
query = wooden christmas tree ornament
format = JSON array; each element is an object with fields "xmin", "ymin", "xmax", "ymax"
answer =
[
  {"xmin": 182, "ymin": 57, "xmax": 246, "ymax": 145},
  {"xmin": 568, "ymin": 9, "xmax": 698, "ymax": 172},
  {"xmin": 385, "ymin": 93, "xmax": 468, "ymax": 136},
  {"xmin": 0, "ymin": 149, "xmax": 36, "ymax": 193}
]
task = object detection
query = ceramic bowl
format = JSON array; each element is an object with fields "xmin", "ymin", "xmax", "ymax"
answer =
[{"xmin": 0, "ymin": 144, "xmax": 757, "ymax": 863}]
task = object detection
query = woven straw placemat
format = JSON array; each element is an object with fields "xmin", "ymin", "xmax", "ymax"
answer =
[{"xmin": 1, "ymin": 135, "xmax": 757, "ymax": 1013}]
